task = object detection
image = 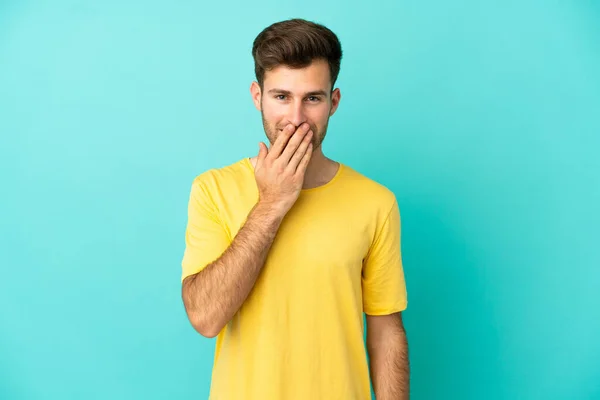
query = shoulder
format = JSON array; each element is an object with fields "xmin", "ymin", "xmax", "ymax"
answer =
[
  {"xmin": 341, "ymin": 163, "xmax": 398, "ymax": 213},
  {"xmin": 186, "ymin": 158, "xmax": 251, "ymax": 210},
  {"xmin": 191, "ymin": 158, "xmax": 249, "ymax": 190}
]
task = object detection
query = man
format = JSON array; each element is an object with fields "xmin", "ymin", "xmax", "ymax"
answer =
[{"xmin": 181, "ymin": 18, "xmax": 409, "ymax": 399}]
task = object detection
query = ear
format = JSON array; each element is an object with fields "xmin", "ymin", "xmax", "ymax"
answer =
[
  {"xmin": 250, "ymin": 81, "xmax": 262, "ymax": 111},
  {"xmin": 329, "ymin": 88, "xmax": 341, "ymax": 116}
]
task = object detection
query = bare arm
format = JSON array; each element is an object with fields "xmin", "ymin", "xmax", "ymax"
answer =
[
  {"xmin": 181, "ymin": 122, "xmax": 314, "ymax": 338},
  {"xmin": 366, "ymin": 312, "xmax": 410, "ymax": 399},
  {"xmin": 182, "ymin": 202, "xmax": 284, "ymax": 337}
]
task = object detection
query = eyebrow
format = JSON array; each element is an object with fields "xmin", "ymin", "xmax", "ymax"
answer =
[{"xmin": 267, "ymin": 88, "xmax": 329, "ymax": 97}]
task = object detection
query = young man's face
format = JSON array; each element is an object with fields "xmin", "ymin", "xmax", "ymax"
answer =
[{"xmin": 251, "ymin": 58, "xmax": 341, "ymax": 150}]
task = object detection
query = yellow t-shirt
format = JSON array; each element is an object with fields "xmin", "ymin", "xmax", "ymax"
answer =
[{"xmin": 181, "ymin": 157, "xmax": 408, "ymax": 400}]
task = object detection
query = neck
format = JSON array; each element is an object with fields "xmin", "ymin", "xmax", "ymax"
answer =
[{"xmin": 303, "ymin": 146, "xmax": 335, "ymax": 188}]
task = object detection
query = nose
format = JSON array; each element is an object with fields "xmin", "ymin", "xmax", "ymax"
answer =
[{"xmin": 288, "ymin": 100, "xmax": 307, "ymax": 129}]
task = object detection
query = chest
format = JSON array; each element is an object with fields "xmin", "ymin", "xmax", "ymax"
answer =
[{"xmin": 224, "ymin": 191, "xmax": 376, "ymax": 282}]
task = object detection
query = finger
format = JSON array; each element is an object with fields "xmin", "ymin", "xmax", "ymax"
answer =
[
  {"xmin": 285, "ymin": 130, "xmax": 313, "ymax": 173},
  {"xmin": 279, "ymin": 123, "xmax": 311, "ymax": 164},
  {"xmin": 256, "ymin": 142, "xmax": 268, "ymax": 169},
  {"xmin": 267, "ymin": 124, "xmax": 296, "ymax": 160},
  {"xmin": 295, "ymin": 142, "xmax": 313, "ymax": 177}
]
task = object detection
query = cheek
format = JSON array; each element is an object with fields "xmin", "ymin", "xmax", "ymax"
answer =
[
  {"xmin": 313, "ymin": 105, "xmax": 330, "ymax": 120},
  {"xmin": 262, "ymin": 106, "xmax": 284, "ymax": 125},
  {"xmin": 313, "ymin": 111, "xmax": 329, "ymax": 130}
]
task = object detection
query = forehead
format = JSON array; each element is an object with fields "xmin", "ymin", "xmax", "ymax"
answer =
[{"xmin": 263, "ymin": 59, "xmax": 331, "ymax": 92}]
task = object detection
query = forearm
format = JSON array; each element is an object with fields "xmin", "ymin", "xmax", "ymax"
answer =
[
  {"xmin": 182, "ymin": 201, "xmax": 285, "ymax": 337},
  {"xmin": 367, "ymin": 322, "xmax": 410, "ymax": 399}
]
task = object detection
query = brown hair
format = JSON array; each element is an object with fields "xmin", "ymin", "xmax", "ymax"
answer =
[{"xmin": 252, "ymin": 18, "xmax": 343, "ymax": 92}]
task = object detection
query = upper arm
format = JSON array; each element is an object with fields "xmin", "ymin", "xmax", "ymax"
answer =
[
  {"xmin": 367, "ymin": 312, "xmax": 404, "ymax": 331},
  {"xmin": 181, "ymin": 177, "xmax": 231, "ymax": 283},
  {"xmin": 362, "ymin": 198, "xmax": 408, "ymax": 315},
  {"xmin": 366, "ymin": 312, "xmax": 406, "ymax": 347}
]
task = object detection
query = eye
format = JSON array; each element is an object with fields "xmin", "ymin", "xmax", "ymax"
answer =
[
  {"xmin": 275, "ymin": 95, "xmax": 286, "ymax": 100},
  {"xmin": 307, "ymin": 96, "xmax": 320, "ymax": 102}
]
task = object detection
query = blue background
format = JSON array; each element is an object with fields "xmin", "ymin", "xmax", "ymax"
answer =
[{"xmin": 1, "ymin": 1, "xmax": 599, "ymax": 399}]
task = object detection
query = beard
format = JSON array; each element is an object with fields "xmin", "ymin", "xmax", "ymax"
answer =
[{"xmin": 260, "ymin": 108, "xmax": 329, "ymax": 150}]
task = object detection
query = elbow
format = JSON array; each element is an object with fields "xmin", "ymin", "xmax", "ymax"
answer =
[
  {"xmin": 194, "ymin": 323, "xmax": 221, "ymax": 339},
  {"xmin": 182, "ymin": 277, "xmax": 223, "ymax": 338},
  {"xmin": 188, "ymin": 312, "xmax": 223, "ymax": 338},
  {"xmin": 182, "ymin": 277, "xmax": 224, "ymax": 338}
]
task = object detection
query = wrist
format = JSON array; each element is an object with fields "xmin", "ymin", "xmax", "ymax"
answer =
[{"xmin": 255, "ymin": 200, "xmax": 288, "ymax": 221}]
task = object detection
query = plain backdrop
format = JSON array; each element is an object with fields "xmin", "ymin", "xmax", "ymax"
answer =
[{"xmin": 1, "ymin": 0, "xmax": 599, "ymax": 399}]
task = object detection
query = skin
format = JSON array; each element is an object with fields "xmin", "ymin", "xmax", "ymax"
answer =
[
  {"xmin": 249, "ymin": 58, "xmax": 341, "ymax": 189},
  {"xmin": 367, "ymin": 312, "xmax": 410, "ymax": 399},
  {"xmin": 182, "ymin": 57, "xmax": 409, "ymax": 397},
  {"xmin": 181, "ymin": 122, "xmax": 312, "ymax": 337}
]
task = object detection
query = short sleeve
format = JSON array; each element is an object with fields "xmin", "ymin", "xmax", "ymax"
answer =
[
  {"xmin": 362, "ymin": 198, "xmax": 408, "ymax": 315},
  {"xmin": 181, "ymin": 178, "xmax": 231, "ymax": 282}
]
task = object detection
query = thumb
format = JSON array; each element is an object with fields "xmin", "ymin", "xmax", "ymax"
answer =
[{"xmin": 257, "ymin": 142, "xmax": 267, "ymax": 164}]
